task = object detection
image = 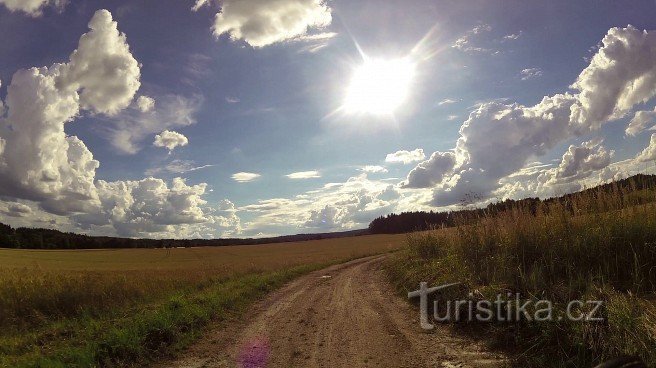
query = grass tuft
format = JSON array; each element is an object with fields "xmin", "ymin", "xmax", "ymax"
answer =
[{"xmin": 386, "ymin": 182, "xmax": 656, "ymax": 367}]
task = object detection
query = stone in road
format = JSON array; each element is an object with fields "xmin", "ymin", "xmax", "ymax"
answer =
[{"xmin": 159, "ymin": 255, "xmax": 507, "ymax": 368}]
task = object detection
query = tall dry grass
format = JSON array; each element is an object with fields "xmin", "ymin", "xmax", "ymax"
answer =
[{"xmin": 388, "ymin": 182, "xmax": 656, "ymax": 367}]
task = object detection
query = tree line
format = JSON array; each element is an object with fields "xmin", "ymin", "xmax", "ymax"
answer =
[
  {"xmin": 369, "ymin": 174, "xmax": 656, "ymax": 234},
  {"xmin": 1, "ymin": 174, "xmax": 655, "ymax": 249},
  {"xmin": 0, "ymin": 222, "xmax": 367, "ymax": 250}
]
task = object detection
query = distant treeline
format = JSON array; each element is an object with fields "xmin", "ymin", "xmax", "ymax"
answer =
[
  {"xmin": 2, "ymin": 174, "xmax": 656, "ymax": 249},
  {"xmin": 368, "ymin": 174, "xmax": 656, "ymax": 234},
  {"xmin": 0, "ymin": 222, "xmax": 367, "ymax": 250}
]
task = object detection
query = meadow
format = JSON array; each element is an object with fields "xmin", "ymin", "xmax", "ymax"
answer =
[
  {"xmin": 386, "ymin": 182, "xmax": 656, "ymax": 367},
  {"xmin": 0, "ymin": 234, "xmax": 406, "ymax": 367}
]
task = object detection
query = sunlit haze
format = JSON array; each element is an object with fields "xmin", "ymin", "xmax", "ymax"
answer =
[{"xmin": 344, "ymin": 58, "xmax": 416, "ymax": 115}]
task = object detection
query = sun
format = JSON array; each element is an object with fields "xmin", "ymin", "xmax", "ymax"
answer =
[{"xmin": 343, "ymin": 57, "xmax": 416, "ymax": 115}]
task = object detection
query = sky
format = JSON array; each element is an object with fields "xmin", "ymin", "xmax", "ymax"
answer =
[{"xmin": 1, "ymin": 0, "xmax": 656, "ymax": 239}]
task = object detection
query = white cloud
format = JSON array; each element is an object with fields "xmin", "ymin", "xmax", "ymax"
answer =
[
  {"xmin": 289, "ymin": 31, "xmax": 337, "ymax": 53},
  {"xmin": 153, "ymin": 130, "xmax": 189, "ymax": 151},
  {"xmin": 438, "ymin": 98, "xmax": 460, "ymax": 106},
  {"xmin": 636, "ymin": 133, "xmax": 656, "ymax": 162},
  {"xmin": 0, "ymin": 202, "xmax": 33, "ymax": 217},
  {"xmin": 58, "ymin": 10, "xmax": 141, "ymax": 116},
  {"xmin": 570, "ymin": 25, "xmax": 656, "ymax": 132},
  {"xmin": 106, "ymin": 94, "xmax": 202, "ymax": 155},
  {"xmin": 232, "ymin": 172, "xmax": 261, "ymax": 182},
  {"xmin": 407, "ymin": 25, "xmax": 656, "ymax": 207},
  {"xmin": 292, "ymin": 32, "xmax": 336, "ymax": 42},
  {"xmin": 426, "ymin": 93, "xmax": 579, "ymax": 206},
  {"xmin": 626, "ymin": 107, "xmax": 656, "ymax": 136},
  {"xmin": 214, "ymin": 199, "xmax": 242, "ymax": 236},
  {"xmin": 75, "ymin": 177, "xmax": 216, "ymax": 237},
  {"xmin": 496, "ymin": 139, "xmax": 628, "ymax": 201},
  {"xmin": 0, "ymin": 0, "xmax": 66, "ymax": 16},
  {"xmin": 360, "ymin": 165, "xmax": 388, "ymax": 174},
  {"xmin": 385, "ymin": 149, "xmax": 426, "ymax": 164},
  {"xmin": 145, "ymin": 160, "xmax": 213, "ymax": 176},
  {"xmin": 447, "ymin": 115, "xmax": 459, "ymax": 121},
  {"xmin": 0, "ymin": 9, "xmax": 139, "ymax": 215},
  {"xmin": 191, "ymin": 0, "xmax": 213, "ymax": 11},
  {"xmin": 286, "ymin": 170, "xmax": 321, "ymax": 179},
  {"xmin": 136, "ymin": 95, "xmax": 155, "ymax": 112},
  {"xmin": 520, "ymin": 68, "xmax": 543, "ymax": 80},
  {"xmin": 0, "ymin": 10, "xmax": 236, "ymax": 239},
  {"xmin": 402, "ymin": 151, "xmax": 457, "ymax": 189},
  {"xmin": 211, "ymin": 0, "xmax": 332, "ymax": 47},
  {"xmin": 551, "ymin": 139, "xmax": 612, "ymax": 180},
  {"xmin": 503, "ymin": 31, "xmax": 522, "ymax": 41},
  {"xmin": 452, "ymin": 24, "xmax": 494, "ymax": 54},
  {"xmin": 240, "ymin": 174, "xmax": 400, "ymax": 234},
  {"xmin": 225, "ymin": 96, "xmax": 240, "ymax": 104},
  {"xmin": 524, "ymin": 139, "xmax": 614, "ymax": 196}
]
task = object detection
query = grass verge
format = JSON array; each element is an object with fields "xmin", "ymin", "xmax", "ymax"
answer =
[
  {"xmin": 385, "ymin": 185, "xmax": 656, "ymax": 367},
  {"xmin": 1, "ymin": 263, "xmax": 325, "ymax": 367}
]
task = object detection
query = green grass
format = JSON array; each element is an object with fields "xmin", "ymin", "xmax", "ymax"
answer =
[
  {"xmin": 0, "ymin": 234, "xmax": 407, "ymax": 367},
  {"xmin": 1, "ymin": 264, "xmax": 322, "ymax": 367},
  {"xmin": 386, "ymin": 184, "xmax": 656, "ymax": 367}
]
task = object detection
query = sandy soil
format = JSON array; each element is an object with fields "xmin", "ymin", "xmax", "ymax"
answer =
[{"xmin": 157, "ymin": 255, "xmax": 507, "ymax": 368}]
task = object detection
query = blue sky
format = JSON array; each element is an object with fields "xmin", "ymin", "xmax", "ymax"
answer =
[{"xmin": 1, "ymin": 0, "xmax": 656, "ymax": 238}]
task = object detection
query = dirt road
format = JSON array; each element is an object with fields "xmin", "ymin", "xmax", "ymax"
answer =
[{"xmin": 160, "ymin": 255, "xmax": 507, "ymax": 368}]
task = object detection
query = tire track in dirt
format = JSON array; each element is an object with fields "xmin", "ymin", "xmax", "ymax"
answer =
[{"xmin": 158, "ymin": 255, "xmax": 507, "ymax": 368}]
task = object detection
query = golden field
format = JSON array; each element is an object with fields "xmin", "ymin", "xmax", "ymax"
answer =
[
  {"xmin": 0, "ymin": 233, "xmax": 406, "ymax": 271},
  {"xmin": 0, "ymin": 234, "xmax": 406, "ymax": 367}
]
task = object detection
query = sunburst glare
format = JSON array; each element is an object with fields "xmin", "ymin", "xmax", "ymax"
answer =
[{"xmin": 343, "ymin": 57, "xmax": 416, "ymax": 115}]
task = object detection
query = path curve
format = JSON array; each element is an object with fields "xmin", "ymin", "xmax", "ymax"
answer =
[{"xmin": 159, "ymin": 255, "xmax": 507, "ymax": 368}]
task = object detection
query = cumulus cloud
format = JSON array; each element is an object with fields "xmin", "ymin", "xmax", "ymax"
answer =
[
  {"xmin": 106, "ymin": 94, "xmax": 202, "ymax": 155},
  {"xmin": 0, "ymin": 0, "xmax": 66, "ymax": 16},
  {"xmin": 75, "ymin": 177, "xmax": 213, "ymax": 237},
  {"xmin": 232, "ymin": 172, "xmax": 261, "ymax": 182},
  {"xmin": 211, "ymin": 0, "xmax": 332, "ymax": 47},
  {"xmin": 428, "ymin": 93, "xmax": 579, "ymax": 206},
  {"xmin": 553, "ymin": 139, "xmax": 612, "ymax": 179},
  {"xmin": 385, "ymin": 149, "xmax": 426, "ymax": 164},
  {"xmin": 520, "ymin": 68, "xmax": 543, "ymax": 80},
  {"xmin": 136, "ymin": 95, "xmax": 155, "ymax": 112},
  {"xmin": 403, "ymin": 151, "xmax": 457, "ymax": 189},
  {"xmin": 636, "ymin": 134, "xmax": 656, "ymax": 162},
  {"xmin": 214, "ymin": 199, "xmax": 242, "ymax": 236},
  {"xmin": 286, "ymin": 170, "xmax": 321, "ymax": 179},
  {"xmin": 360, "ymin": 165, "xmax": 388, "ymax": 173},
  {"xmin": 153, "ymin": 130, "xmax": 189, "ymax": 151},
  {"xmin": 570, "ymin": 25, "xmax": 656, "ymax": 132},
  {"xmin": 0, "ymin": 9, "xmax": 139, "ymax": 215},
  {"xmin": 536, "ymin": 139, "xmax": 613, "ymax": 193},
  {"xmin": 304, "ymin": 205, "xmax": 344, "ymax": 229},
  {"xmin": 240, "ymin": 174, "xmax": 400, "ymax": 234},
  {"xmin": 58, "ymin": 10, "xmax": 141, "ymax": 116},
  {"xmin": 626, "ymin": 107, "xmax": 656, "ymax": 136},
  {"xmin": 0, "ymin": 202, "xmax": 33, "ymax": 217},
  {"xmin": 0, "ymin": 10, "xmax": 233, "ymax": 239},
  {"xmin": 406, "ymin": 25, "xmax": 656, "ymax": 207}
]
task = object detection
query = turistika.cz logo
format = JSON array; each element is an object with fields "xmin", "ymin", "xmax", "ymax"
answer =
[{"xmin": 408, "ymin": 282, "xmax": 604, "ymax": 330}]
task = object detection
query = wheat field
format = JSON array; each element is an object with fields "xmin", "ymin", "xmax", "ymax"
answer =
[{"xmin": 0, "ymin": 234, "xmax": 406, "ymax": 367}]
